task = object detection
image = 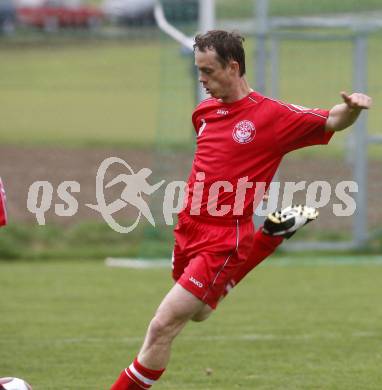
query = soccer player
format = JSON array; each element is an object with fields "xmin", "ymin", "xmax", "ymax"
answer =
[{"xmin": 110, "ymin": 30, "xmax": 372, "ymax": 389}]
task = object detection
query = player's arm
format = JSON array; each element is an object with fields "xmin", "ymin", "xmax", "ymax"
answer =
[{"xmin": 325, "ymin": 91, "xmax": 372, "ymax": 132}]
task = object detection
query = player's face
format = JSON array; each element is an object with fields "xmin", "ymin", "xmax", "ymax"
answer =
[{"xmin": 195, "ymin": 48, "xmax": 239, "ymax": 100}]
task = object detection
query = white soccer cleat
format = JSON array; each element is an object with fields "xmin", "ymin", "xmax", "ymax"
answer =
[{"xmin": 262, "ymin": 205, "xmax": 319, "ymax": 239}]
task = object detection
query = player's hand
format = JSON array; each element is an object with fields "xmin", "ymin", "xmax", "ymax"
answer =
[{"xmin": 340, "ymin": 91, "xmax": 372, "ymax": 110}]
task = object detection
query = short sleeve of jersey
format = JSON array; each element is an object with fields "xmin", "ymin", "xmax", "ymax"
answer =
[
  {"xmin": 191, "ymin": 110, "xmax": 199, "ymax": 135},
  {"xmin": 192, "ymin": 99, "xmax": 212, "ymax": 136},
  {"xmin": 269, "ymin": 99, "xmax": 334, "ymax": 155}
]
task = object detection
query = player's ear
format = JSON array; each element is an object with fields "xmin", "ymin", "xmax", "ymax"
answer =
[{"xmin": 228, "ymin": 60, "xmax": 240, "ymax": 76}]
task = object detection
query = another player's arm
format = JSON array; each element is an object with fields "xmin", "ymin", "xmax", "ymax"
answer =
[{"xmin": 325, "ymin": 91, "xmax": 372, "ymax": 132}]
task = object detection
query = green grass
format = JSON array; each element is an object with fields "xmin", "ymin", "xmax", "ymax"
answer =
[
  {"xmin": 0, "ymin": 39, "xmax": 195, "ymax": 147},
  {"xmin": 0, "ymin": 42, "xmax": 160, "ymax": 147},
  {"xmin": 0, "ymin": 33, "xmax": 381, "ymax": 152},
  {"xmin": 1, "ymin": 221, "xmax": 381, "ymax": 260},
  {"xmin": 1, "ymin": 258, "xmax": 382, "ymax": 389},
  {"xmin": 0, "ymin": 222, "xmax": 175, "ymax": 260}
]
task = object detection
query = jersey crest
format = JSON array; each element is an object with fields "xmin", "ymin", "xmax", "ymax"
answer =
[{"xmin": 232, "ymin": 120, "xmax": 256, "ymax": 144}]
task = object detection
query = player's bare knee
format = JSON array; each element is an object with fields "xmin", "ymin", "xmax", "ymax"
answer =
[
  {"xmin": 148, "ymin": 313, "xmax": 186, "ymax": 343},
  {"xmin": 148, "ymin": 316, "xmax": 172, "ymax": 342}
]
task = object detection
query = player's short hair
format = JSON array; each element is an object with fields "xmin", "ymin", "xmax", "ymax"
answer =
[{"xmin": 193, "ymin": 30, "xmax": 246, "ymax": 76}]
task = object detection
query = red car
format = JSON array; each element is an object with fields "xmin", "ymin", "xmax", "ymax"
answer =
[{"xmin": 17, "ymin": 0, "xmax": 104, "ymax": 30}]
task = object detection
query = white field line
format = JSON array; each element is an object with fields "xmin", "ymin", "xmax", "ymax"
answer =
[
  {"xmin": 0, "ymin": 331, "xmax": 379, "ymax": 345},
  {"xmin": 105, "ymin": 256, "xmax": 382, "ymax": 269},
  {"xmin": 105, "ymin": 258, "xmax": 171, "ymax": 268},
  {"xmin": 267, "ymin": 256, "xmax": 382, "ymax": 267}
]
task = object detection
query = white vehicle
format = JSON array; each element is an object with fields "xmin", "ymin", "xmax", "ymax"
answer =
[{"xmin": 102, "ymin": 0, "xmax": 155, "ymax": 21}]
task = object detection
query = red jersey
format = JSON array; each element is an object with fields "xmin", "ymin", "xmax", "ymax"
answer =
[{"xmin": 183, "ymin": 91, "xmax": 334, "ymax": 221}]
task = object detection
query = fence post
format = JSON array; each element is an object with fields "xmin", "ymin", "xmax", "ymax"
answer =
[
  {"xmin": 254, "ymin": 0, "xmax": 269, "ymax": 94},
  {"xmin": 197, "ymin": 0, "xmax": 215, "ymax": 102},
  {"xmin": 270, "ymin": 34, "xmax": 279, "ymax": 98},
  {"xmin": 253, "ymin": 0, "xmax": 269, "ymax": 227},
  {"xmin": 352, "ymin": 31, "xmax": 368, "ymax": 247}
]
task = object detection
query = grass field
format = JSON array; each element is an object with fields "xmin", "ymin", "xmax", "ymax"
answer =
[
  {"xmin": 1, "ymin": 258, "xmax": 382, "ymax": 389},
  {"xmin": 0, "ymin": 34, "xmax": 381, "ymax": 152},
  {"xmin": 0, "ymin": 221, "xmax": 176, "ymax": 260},
  {"xmin": 1, "ymin": 0, "xmax": 381, "ymax": 149}
]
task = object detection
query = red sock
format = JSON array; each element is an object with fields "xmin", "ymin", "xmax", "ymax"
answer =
[
  {"xmin": 224, "ymin": 228, "xmax": 283, "ymax": 295},
  {"xmin": 110, "ymin": 358, "xmax": 165, "ymax": 390}
]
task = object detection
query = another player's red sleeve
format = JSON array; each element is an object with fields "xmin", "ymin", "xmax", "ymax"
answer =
[{"xmin": 269, "ymin": 99, "xmax": 335, "ymax": 154}]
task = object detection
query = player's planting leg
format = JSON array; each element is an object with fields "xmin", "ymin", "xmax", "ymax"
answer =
[
  {"xmin": 138, "ymin": 284, "xmax": 205, "ymax": 368},
  {"xmin": 224, "ymin": 205, "xmax": 319, "ymax": 295},
  {"xmin": 110, "ymin": 284, "xmax": 205, "ymax": 390}
]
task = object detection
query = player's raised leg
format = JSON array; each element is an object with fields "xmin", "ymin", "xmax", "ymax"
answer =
[
  {"xmin": 110, "ymin": 283, "xmax": 206, "ymax": 390},
  {"xmin": 191, "ymin": 205, "xmax": 319, "ymax": 322},
  {"xmin": 226, "ymin": 205, "xmax": 319, "ymax": 292},
  {"xmin": 262, "ymin": 204, "xmax": 318, "ymax": 239}
]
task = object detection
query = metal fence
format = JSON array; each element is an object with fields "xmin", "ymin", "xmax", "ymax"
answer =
[{"xmin": 252, "ymin": 0, "xmax": 382, "ymax": 250}]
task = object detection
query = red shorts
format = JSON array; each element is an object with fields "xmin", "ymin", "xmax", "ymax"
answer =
[{"xmin": 172, "ymin": 212, "xmax": 254, "ymax": 309}]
